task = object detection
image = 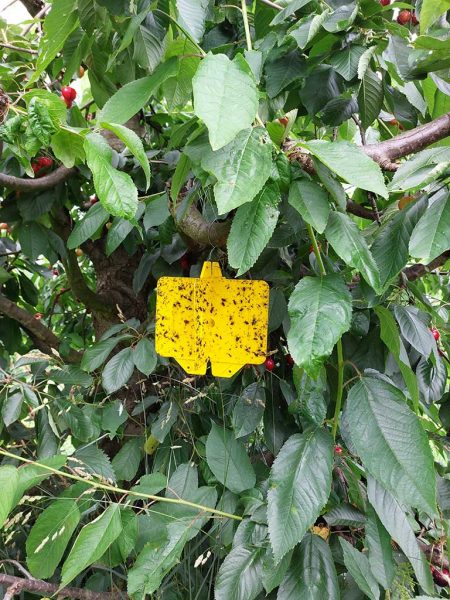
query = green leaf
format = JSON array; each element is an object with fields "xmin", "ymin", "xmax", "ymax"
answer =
[
  {"xmin": 0, "ymin": 466, "xmax": 18, "ymax": 528},
  {"xmin": 205, "ymin": 422, "xmax": 256, "ymax": 494},
  {"xmin": 232, "ymin": 383, "xmax": 266, "ymax": 438},
  {"xmin": 358, "ymin": 68, "xmax": 383, "ymax": 129},
  {"xmin": 50, "ymin": 366, "xmax": 93, "ymax": 387},
  {"xmin": 365, "ymin": 505, "xmax": 395, "ymax": 589},
  {"xmin": 393, "ymin": 305, "xmax": 433, "ymax": 358},
  {"xmin": 71, "ymin": 446, "xmax": 115, "ymax": 483},
  {"xmin": 151, "ymin": 401, "xmax": 179, "ymax": 443},
  {"xmin": 176, "ymin": 0, "xmax": 208, "ymax": 41},
  {"xmin": 28, "ymin": 98, "xmax": 56, "ymax": 145},
  {"xmin": 130, "ymin": 473, "xmax": 166, "ymax": 497},
  {"xmin": 26, "ymin": 499, "xmax": 80, "ymax": 578},
  {"xmin": 133, "ymin": 338, "xmax": 157, "ymax": 377},
  {"xmin": 300, "ymin": 140, "xmax": 388, "ymax": 198},
  {"xmin": 111, "ymin": 438, "xmax": 142, "ymax": 481},
  {"xmin": 144, "ymin": 194, "xmax": 170, "ymax": 229},
  {"xmin": 105, "ymin": 218, "xmax": 135, "ymax": 256},
  {"xmin": 330, "ymin": 45, "xmax": 365, "ymax": 81},
  {"xmin": 371, "ymin": 197, "xmax": 427, "ymax": 287},
  {"xmin": 84, "ymin": 133, "xmax": 138, "ymax": 221},
  {"xmin": 170, "ymin": 154, "xmax": 191, "ymax": 202},
  {"xmin": 261, "ymin": 548, "xmax": 292, "ymax": 594},
  {"xmin": 227, "ymin": 184, "xmax": 280, "ymax": 275},
  {"xmin": 102, "ymin": 347, "xmax": 135, "ymax": 394},
  {"xmin": 374, "ymin": 306, "xmax": 419, "ymax": 410},
  {"xmin": 265, "ymin": 51, "xmax": 307, "ymax": 98},
  {"xmin": 409, "ymin": 193, "xmax": 450, "ymax": 262},
  {"xmin": 388, "ymin": 147, "xmax": 450, "ymax": 193},
  {"xmin": 98, "ymin": 58, "xmax": 178, "ymax": 124},
  {"xmin": 60, "ymin": 503, "xmax": 122, "ymax": 588},
  {"xmin": 339, "ymin": 538, "xmax": 380, "ymax": 600},
  {"xmin": 287, "ymin": 274, "xmax": 352, "ymax": 378},
  {"xmin": 81, "ymin": 337, "xmax": 122, "ymax": 372},
  {"xmin": 343, "ymin": 375, "xmax": 436, "ymax": 515},
  {"xmin": 278, "ymin": 533, "xmax": 339, "ymax": 599},
  {"xmin": 67, "ymin": 203, "xmax": 110, "ymax": 249},
  {"xmin": 127, "ymin": 521, "xmax": 189, "ymax": 597},
  {"xmin": 14, "ymin": 456, "xmax": 67, "ymax": 506},
  {"xmin": 267, "ymin": 428, "xmax": 333, "ymax": 562},
  {"xmin": 288, "ymin": 179, "xmax": 330, "ymax": 233},
  {"xmin": 100, "ymin": 122, "xmax": 151, "ymax": 190},
  {"xmin": 271, "ymin": 0, "xmax": 313, "ymax": 25},
  {"xmin": 17, "ymin": 222, "xmax": 49, "ymax": 261},
  {"xmin": 367, "ymin": 477, "xmax": 435, "ymax": 595},
  {"xmin": 51, "ymin": 128, "xmax": 86, "ymax": 168},
  {"xmin": 325, "ymin": 211, "xmax": 382, "ymax": 293},
  {"xmin": 2, "ymin": 392, "xmax": 23, "ymax": 426},
  {"xmin": 215, "ymin": 546, "xmax": 264, "ymax": 600},
  {"xmin": 201, "ymin": 127, "xmax": 273, "ymax": 214},
  {"xmin": 29, "ymin": 0, "xmax": 79, "ymax": 84},
  {"xmin": 420, "ymin": 0, "xmax": 450, "ymax": 32},
  {"xmin": 193, "ymin": 53, "xmax": 258, "ymax": 150}
]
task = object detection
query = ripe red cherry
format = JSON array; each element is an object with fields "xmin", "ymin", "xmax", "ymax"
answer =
[
  {"xmin": 286, "ymin": 354, "xmax": 294, "ymax": 367},
  {"xmin": 411, "ymin": 12, "xmax": 419, "ymax": 25},
  {"xmin": 52, "ymin": 269, "xmax": 59, "ymax": 276},
  {"xmin": 265, "ymin": 357, "xmax": 275, "ymax": 372},
  {"xmin": 430, "ymin": 565, "xmax": 450, "ymax": 587},
  {"xmin": 63, "ymin": 97, "xmax": 73, "ymax": 109},
  {"xmin": 31, "ymin": 161, "xmax": 41, "ymax": 174},
  {"xmin": 431, "ymin": 327, "xmax": 440, "ymax": 341},
  {"xmin": 61, "ymin": 86, "xmax": 77, "ymax": 102},
  {"xmin": 334, "ymin": 445, "xmax": 343, "ymax": 454},
  {"xmin": 380, "ymin": 0, "xmax": 390, "ymax": 5},
  {"xmin": 34, "ymin": 313, "xmax": 43, "ymax": 320},
  {"xmin": 38, "ymin": 157, "xmax": 53, "ymax": 169},
  {"xmin": 180, "ymin": 255, "xmax": 190, "ymax": 271},
  {"xmin": 89, "ymin": 194, "xmax": 98, "ymax": 205},
  {"xmin": 397, "ymin": 9, "xmax": 412, "ymax": 25}
]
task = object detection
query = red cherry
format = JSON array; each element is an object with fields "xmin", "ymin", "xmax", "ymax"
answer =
[
  {"xmin": 89, "ymin": 194, "xmax": 98, "ymax": 205},
  {"xmin": 411, "ymin": 12, "xmax": 419, "ymax": 25},
  {"xmin": 380, "ymin": 0, "xmax": 390, "ymax": 5},
  {"xmin": 63, "ymin": 97, "xmax": 73, "ymax": 109},
  {"xmin": 286, "ymin": 354, "xmax": 295, "ymax": 367},
  {"xmin": 278, "ymin": 116, "xmax": 289, "ymax": 126},
  {"xmin": 31, "ymin": 162, "xmax": 41, "ymax": 174},
  {"xmin": 180, "ymin": 255, "xmax": 190, "ymax": 271},
  {"xmin": 52, "ymin": 269, "xmax": 59, "ymax": 276},
  {"xmin": 39, "ymin": 157, "xmax": 53, "ymax": 169},
  {"xmin": 61, "ymin": 86, "xmax": 77, "ymax": 101},
  {"xmin": 397, "ymin": 9, "xmax": 412, "ymax": 25},
  {"xmin": 34, "ymin": 313, "xmax": 43, "ymax": 320},
  {"xmin": 430, "ymin": 565, "xmax": 450, "ymax": 587},
  {"xmin": 431, "ymin": 328, "xmax": 440, "ymax": 341},
  {"xmin": 265, "ymin": 357, "xmax": 275, "ymax": 372},
  {"xmin": 334, "ymin": 445, "xmax": 343, "ymax": 454}
]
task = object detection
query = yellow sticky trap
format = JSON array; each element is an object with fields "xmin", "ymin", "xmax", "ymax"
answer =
[{"xmin": 155, "ymin": 262, "xmax": 269, "ymax": 377}]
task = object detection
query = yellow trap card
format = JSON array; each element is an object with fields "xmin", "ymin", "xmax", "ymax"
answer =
[{"xmin": 155, "ymin": 262, "xmax": 269, "ymax": 377}]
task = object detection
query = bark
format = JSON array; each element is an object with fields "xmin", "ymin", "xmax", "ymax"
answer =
[
  {"xmin": 0, "ymin": 292, "xmax": 81, "ymax": 362},
  {"xmin": 0, "ymin": 166, "xmax": 76, "ymax": 191},
  {"xmin": 402, "ymin": 251, "xmax": 450, "ymax": 281},
  {"xmin": 0, "ymin": 573, "xmax": 124, "ymax": 600},
  {"xmin": 18, "ymin": 0, "xmax": 44, "ymax": 17}
]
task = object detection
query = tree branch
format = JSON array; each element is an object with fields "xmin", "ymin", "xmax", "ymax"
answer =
[
  {"xmin": 402, "ymin": 251, "xmax": 450, "ymax": 282},
  {"xmin": 0, "ymin": 292, "xmax": 81, "ymax": 362},
  {"xmin": 0, "ymin": 166, "xmax": 76, "ymax": 192},
  {"xmin": 364, "ymin": 113, "xmax": 450, "ymax": 168},
  {"xmin": 0, "ymin": 573, "xmax": 123, "ymax": 600},
  {"xmin": 171, "ymin": 201, "xmax": 231, "ymax": 248}
]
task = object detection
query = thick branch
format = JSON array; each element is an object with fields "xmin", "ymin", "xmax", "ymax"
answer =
[
  {"xmin": 402, "ymin": 251, "xmax": 450, "ymax": 282},
  {"xmin": 0, "ymin": 293, "xmax": 81, "ymax": 362},
  {"xmin": 0, "ymin": 166, "xmax": 76, "ymax": 192},
  {"xmin": 171, "ymin": 202, "xmax": 231, "ymax": 248},
  {"xmin": 0, "ymin": 573, "xmax": 122, "ymax": 600},
  {"xmin": 18, "ymin": 0, "xmax": 44, "ymax": 17},
  {"xmin": 365, "ymin": 113, "xmax": 450, "ymax": 167}
]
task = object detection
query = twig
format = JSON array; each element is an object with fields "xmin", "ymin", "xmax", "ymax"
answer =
[
  {"xmin": 257, "ymin": 0, "xmax": 283, "ymax": 10},
  {"xmin": 0, "ymin": 42, "xmax": 38, "ymax": 55},
  {"xmin": 22, "ymin": 4, "xmax": 49, "ymax": 35},
  {"xmin": 0, "ymin": 574, "xmax": 122, "ymax": 600}
]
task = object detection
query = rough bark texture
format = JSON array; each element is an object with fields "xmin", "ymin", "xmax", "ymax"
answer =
[{"xmin": 0, "ymin": 573, "xmax": 124, "ymax": 600}]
